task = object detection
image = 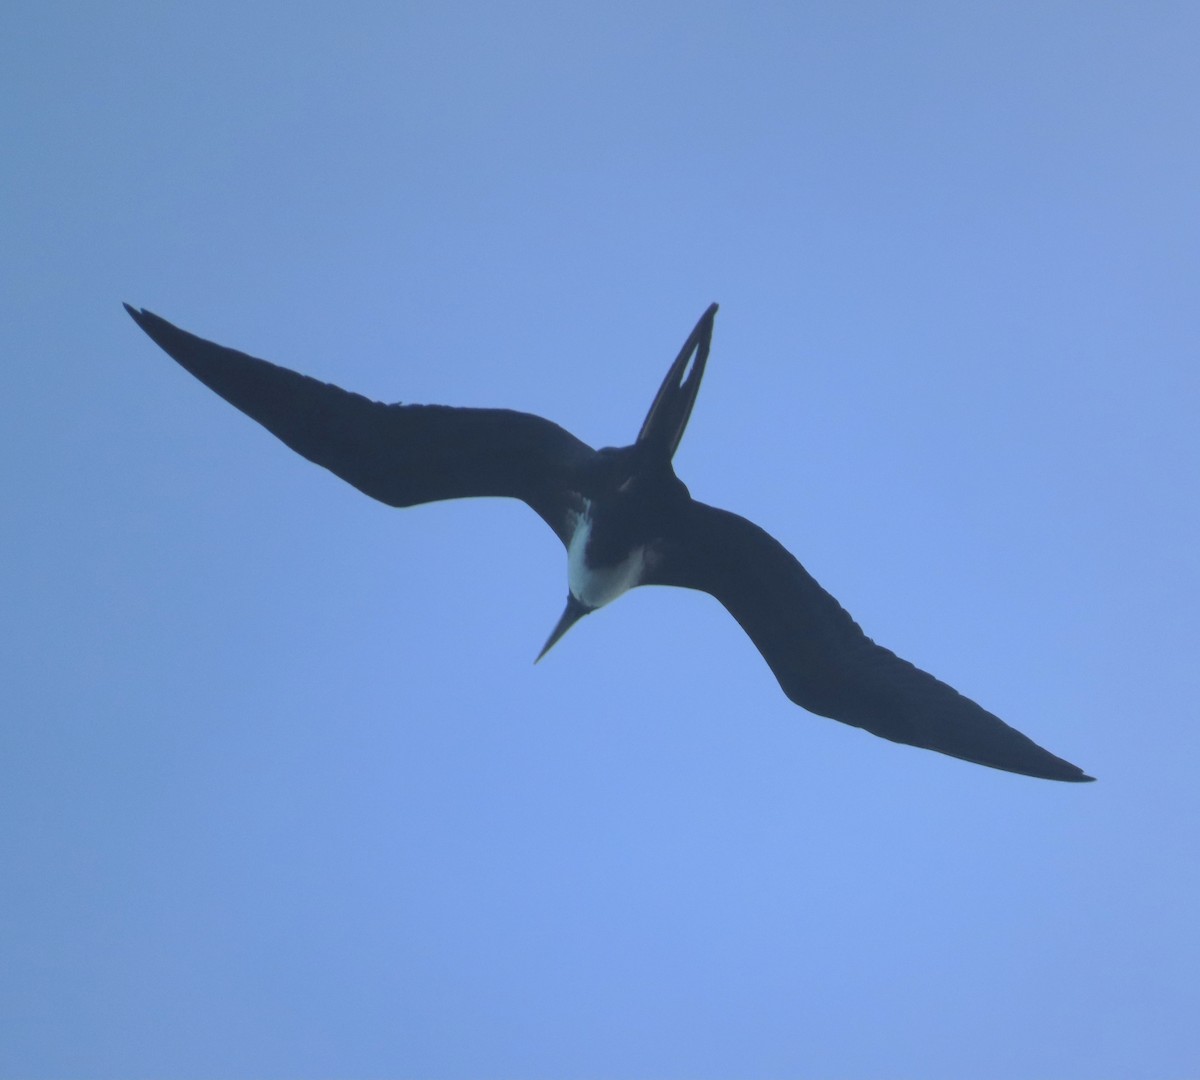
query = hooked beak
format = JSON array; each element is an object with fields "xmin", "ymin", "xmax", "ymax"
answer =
[{"xmin": 535, "ymin": 593, "xmax": 593, "ymax": 663}]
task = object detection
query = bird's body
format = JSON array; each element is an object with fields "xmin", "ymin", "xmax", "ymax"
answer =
[
  {"xmin": 566, "ymin": 502, "xmax": 651, "ymax": 611},
  {"xmin": 125, "ymin": 302, "xmax": 1093, "ymax": 783}
]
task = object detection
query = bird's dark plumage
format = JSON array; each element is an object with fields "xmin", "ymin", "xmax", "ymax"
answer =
[
  {"xmin": 125, "ymin": 301, "xmax": 1093, "ymax": 783},
  {"xmin": 124, "ymin": 304, "xmax": 593, "ymax": 544},
  {"xmin": 648, "ymin": 501, "xmax": 1088, "ymax": 779}
]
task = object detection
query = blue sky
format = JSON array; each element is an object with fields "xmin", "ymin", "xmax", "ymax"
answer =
[{"xmin": 4, "ymin": 2, "xmax": 1198, "ymax": 1076}]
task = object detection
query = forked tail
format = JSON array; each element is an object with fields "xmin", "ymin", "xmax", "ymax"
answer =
[{"xmin": 635, "ymin": 303, "xmax": 718, "ymax": 461}]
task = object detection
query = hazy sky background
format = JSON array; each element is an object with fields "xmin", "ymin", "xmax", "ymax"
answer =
[{"xmin": 4, "ymin": 2, "xmax": 1198, "ymax": 1076}]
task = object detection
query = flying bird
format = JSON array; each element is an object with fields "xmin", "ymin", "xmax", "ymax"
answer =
[{"xmin": 124, "ymin": 302, "xmax": 1093, "ymax": 782}]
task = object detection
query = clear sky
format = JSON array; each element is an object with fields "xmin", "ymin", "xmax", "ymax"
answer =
[{"xmin": 4, "ymin": 2, "xmax": 1198, "ymax": 1076}]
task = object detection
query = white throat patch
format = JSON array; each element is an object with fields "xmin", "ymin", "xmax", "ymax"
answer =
[{"xmin": 566, "ymin": 504, "xmax": 648, "ymax": 610}]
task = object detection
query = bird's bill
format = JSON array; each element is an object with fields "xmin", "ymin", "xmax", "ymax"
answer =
[{"xmin": 535, "ymin": 594, "xmax": 592, "ymax": 663}]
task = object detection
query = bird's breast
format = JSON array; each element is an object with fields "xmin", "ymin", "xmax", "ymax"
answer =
[{"xmin": 566, "ymin": 503, "xmax": 651, "ymax": 610}]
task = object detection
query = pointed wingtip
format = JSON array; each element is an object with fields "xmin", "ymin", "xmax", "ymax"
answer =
[
  {"xmin": 123, "ymin": 302, "xmax": 152, "ymax": 329},
  {"xmin": 1042, "ymin": 762, "xmax": 1095, "ymax": 783},
  {"xmin": 124, "ymin": 305, "xmax": 178, "ymax": 347},
  {"xmin": 1053, "ymin": 756, "xmax": 1095, "ymax": 782}
]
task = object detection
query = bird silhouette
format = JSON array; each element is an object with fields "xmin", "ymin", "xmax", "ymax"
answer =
[{"xmin": 125, "ymin": 302, "xmax": 1092, "ymax": 782}]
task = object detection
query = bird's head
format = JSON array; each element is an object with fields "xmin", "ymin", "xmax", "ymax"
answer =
[
  {"xmin": 535, "ymin": 592, "xmax": 594, "ymax": 663},
  {"xmin": 535, "ymin": 488, "xmax": 654, "ymax": 664}
]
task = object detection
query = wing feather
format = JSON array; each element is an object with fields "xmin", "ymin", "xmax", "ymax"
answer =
[
  {"xmin": 650, "ymin": 500, "xmax": 1092, "ymax": 781},
  {"xmin": 125, "ymin": 306, "xmax": 593, "ymax": 544}
]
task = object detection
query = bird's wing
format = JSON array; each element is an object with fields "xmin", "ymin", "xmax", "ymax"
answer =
[
  {"xmin": 648, "ymin": 500, "xmax": 1092, "ymax": 782},
  {"xmin": 125, "ymin": 306, "xmax": 594, "ymax": 545}
]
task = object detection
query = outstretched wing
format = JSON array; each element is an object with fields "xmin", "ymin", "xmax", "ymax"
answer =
[
  {"xmin": 649, "ymin": 500, "xmax": 1093, "ymax": 781},
  {"xmin": 125, "ymin": 306, "xmax": 594, "ymax": 544}
]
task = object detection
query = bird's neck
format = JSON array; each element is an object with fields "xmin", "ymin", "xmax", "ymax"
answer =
[{"xmin": 566, "ymin": 502, "xmax": 650, "ymax": 610}]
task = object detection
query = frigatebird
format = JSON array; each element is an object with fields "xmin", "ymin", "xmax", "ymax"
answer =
[{"xmin": 124, "ymin": 301, "xmax": 1093, "ymax": 783}]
